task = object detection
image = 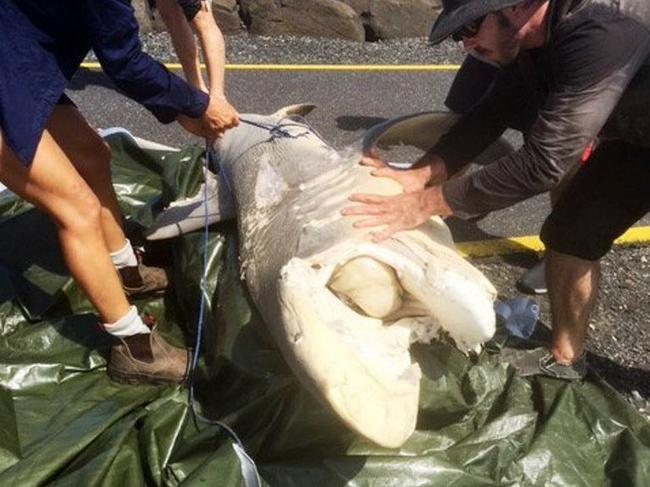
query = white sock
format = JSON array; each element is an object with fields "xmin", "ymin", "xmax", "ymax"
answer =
[
  {"xmin": 103, "ymin": 306, "xmax": 151, "ymax": 337},
  {"xmin": 110, "ymin": 239, "xmax": 138, "ymax": 269}
]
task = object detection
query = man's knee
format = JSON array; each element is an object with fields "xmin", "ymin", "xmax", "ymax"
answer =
[
  {"xmin": 546, "ymin": 248, "xmax": 601, "ymax": 271},
  {"xmin": 549, "ymin": 161, "xmax": 582, "ymax": 206},
  {"xmin": 540, "ymin": 215, "xmax": 612, "ymax": 261}
]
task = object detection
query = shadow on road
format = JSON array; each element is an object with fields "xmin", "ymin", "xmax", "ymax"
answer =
[
  {"xmin": 336, "ymin": 115, "xmax": 387, "ymax": 132},
  {"xmin": 589, "ymin": 353, "xmax": 650, "ymax": 397}
]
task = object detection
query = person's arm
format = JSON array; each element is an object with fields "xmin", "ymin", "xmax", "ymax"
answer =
[
  {"xmin": 188, "ymin": 1, "xmax": 226, "ymax": 98},
  {"xmin": 356, "ymin": 65, "xmax": 520, "ymax": 199},
  {"xmin": 156, "ymin": 0, "xmax": 207, "ymax": 91},
  {"xmin": 82, "ymin": 0, "xmax": 225, "ymax": 141},
  {"xmin": 343, "ymin": 62, "xmax": 515, "ymax": 234},
  {"xmin": 189, "ymin": 2, "xmax": 239, "ymax": 127},
  {"xmin": 341, "ymin": 60, "xmax": 514, "ymax": 239},
  {"xmin": 167, "ymin": 0, "xmax": 239, "ymax": 129},
  {"xmin": 83, "ymin": 1, "xmax": 204, "ymax": 121},
  {"xmin": 443, "ymin": 17, "xmax": 650, "ymax": 218}
]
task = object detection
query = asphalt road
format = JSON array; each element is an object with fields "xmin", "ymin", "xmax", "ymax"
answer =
[{"xmin": 67, "ymin": 65, "xmax": 650, "ymax": 243}]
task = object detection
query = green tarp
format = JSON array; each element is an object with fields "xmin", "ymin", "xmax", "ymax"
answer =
[{"xmin": 0, "ymin": 132, "xmax": 648, "ymax": 486}]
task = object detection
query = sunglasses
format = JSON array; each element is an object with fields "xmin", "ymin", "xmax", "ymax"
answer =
[{"xmin": 451, "ymin": 15, "xmax": 487, "ymax": 42}]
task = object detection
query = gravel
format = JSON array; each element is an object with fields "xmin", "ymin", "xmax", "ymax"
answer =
[
  {"xmin": 88, "ymin": 32, "xmax": 466, "ymax": 65},
  {"xmin": 224, "ymin": 34, "xmax": 465, "ymax": 64}
]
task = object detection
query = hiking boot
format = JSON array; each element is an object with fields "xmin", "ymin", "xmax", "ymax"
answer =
[
  {"xmin": 107, "ymin": 314, "xmax": 190, "ymax": 385},
  {"xmin": 500, "ymin": 346, "xmax": 587, "ymax": 380},
  {"xmin": 118, "ymin": 248, "xmax": 169, "ymax": 298}
]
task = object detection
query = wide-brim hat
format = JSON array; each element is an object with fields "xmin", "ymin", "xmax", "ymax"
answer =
[{"xmin": 428, "ymin": 0, "xmax": 526, "ymax": 45}]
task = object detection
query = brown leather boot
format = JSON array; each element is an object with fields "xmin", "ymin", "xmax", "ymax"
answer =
[
  {"xmin": 118, "ymin": 248, "xmax": 169, "ymax": 298},
  {"xmin": 107, "ymin": 314, "xmax": 190, "ymax": 385}
]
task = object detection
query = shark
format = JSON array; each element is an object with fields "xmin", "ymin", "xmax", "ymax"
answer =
[{"xmin": 146, "ymin": 106, "xmax": 510, "ymax": 448}]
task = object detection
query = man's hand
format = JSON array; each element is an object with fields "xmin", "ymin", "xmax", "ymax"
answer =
[
  {"xmin": 361, "ymin": 149, "xmax": 448, "ymax": 192},
  {"xmin": 341, "ymin": 185, "xmax": 453, "ymax": 242},
  {"xmin": 177, "ymin": 95, "xmax": 240, "ymax": 142}
]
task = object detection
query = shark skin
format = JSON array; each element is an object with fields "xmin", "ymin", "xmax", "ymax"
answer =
[{"xmin": 146, "ymin": 107, "xmax": 506, "ymax": 448}]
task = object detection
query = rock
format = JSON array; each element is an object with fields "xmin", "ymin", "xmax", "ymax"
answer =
[
  {"xmin": 132, "ymin": 0, "xmax": 445, "ymax": 41},
  {"xmin": 240, "ymin": 0, "xmax": 365, "ymax": 41},
  {"xmin": 363, "ymin": 0, "xmax": 442, "ymax": 40},
  {"xmin": 212, "ymin": 0, "xmax": 244, "ymax": 34},
  {"xmin": 344, "ymin": 0, "xmax": 372, "ymax": 14}
]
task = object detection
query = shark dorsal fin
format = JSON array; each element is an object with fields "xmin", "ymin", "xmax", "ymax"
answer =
[
  {"xmin": 362, "ymin": 111, "xmax": 459, "ymax": 153},
  {"xmin": 271, "ymin": 103, "xmax": 317, "ymax": 118}
]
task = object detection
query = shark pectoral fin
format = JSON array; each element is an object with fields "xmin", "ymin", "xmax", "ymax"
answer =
[
  {"xmin": 361, "ymin": 111, "xmax": 515, "ymax": 168},
  {"xmin": 145, "ymin": 169, "xmax": 235, "ymax": 240},
  {"xmin": 271, "ymin": 103, "xmax": 318, "ymax": 119},
  {"xmin": 362, "ymin": 111, "xmax": 460, "ymax": 154}
]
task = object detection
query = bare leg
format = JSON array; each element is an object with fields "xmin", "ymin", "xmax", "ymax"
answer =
[
  {"xmin": 546, "ymin": 249, "xmax": 600, "ymax": 364},
  {"xmin": 46, "ymin": 105, "xmax": 126, "ymax": 252},
  {"xmin": 0, "ymin": 120, "xmax": 130, "ymax": 323},
  {"xmin": 518, "ymin": 162, "xmax": 584, "ymax": 295}
]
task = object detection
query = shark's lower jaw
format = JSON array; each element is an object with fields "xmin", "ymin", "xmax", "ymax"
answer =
[{"xmin": 277, "ymin": 236, "xmax": 496, "ymax": 448}]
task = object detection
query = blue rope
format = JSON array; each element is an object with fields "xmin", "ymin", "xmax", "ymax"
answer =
[
  {"xmin": 185, "ymin": 116, "xmax": 319, "ymax": 484},
  {"xmin": 239, "ymin": 116, "xmax": 327, "ymax": 144},
  {"xmin": 185, "ymin": 141, "xmax": 261, "ymax": 487}
]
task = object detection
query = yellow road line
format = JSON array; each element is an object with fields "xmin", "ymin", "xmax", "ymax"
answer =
[
  {"xmin": 225, "ymin": 64, "xmax": 462, "ymax": 71},
  {"xmin": 457, "ymin": 226, "xmax": 650, "ymax": 258},
  {"xmin": 79, "ymin": 62, "xmax": 461, "ymax": 71}
]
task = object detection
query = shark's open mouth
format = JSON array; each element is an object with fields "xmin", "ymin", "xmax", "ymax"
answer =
[{"xmin": 278, "ymin": 234, "xmax": 496, "ymax": 448}]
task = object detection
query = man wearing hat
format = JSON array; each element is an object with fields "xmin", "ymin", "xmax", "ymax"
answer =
[{"xmin": 343, "ymin": 0, "xmax": 650, "ymax": 379}]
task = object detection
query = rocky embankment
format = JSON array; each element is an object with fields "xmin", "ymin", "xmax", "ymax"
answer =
[{"xmin": 133, "ymin": 0, "xmax": 443, "ymax": 42}]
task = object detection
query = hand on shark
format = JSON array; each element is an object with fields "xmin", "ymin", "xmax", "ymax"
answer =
[
  {"xmin": 343, "ymin": 151, "xmax": 453, "ymax": 241},
  {"xmin": 176, "ymin": 94, "xmax": 239, "ymax": 142},
  {"xmin": 343, "ymin": 185, "xmax": 453, "ymax": 241},
  {"xmin": 208, "ymin": 94, "xmax": 240, "ymax": 130},
  {"xmin": 360, "ymin": 148, "xmax": 449, "ymax": 192}
]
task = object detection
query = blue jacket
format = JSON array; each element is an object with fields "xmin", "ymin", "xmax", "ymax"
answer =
[{"xmin": 0, "ymin": 0, "xmax": 208, "ymax": 166}]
